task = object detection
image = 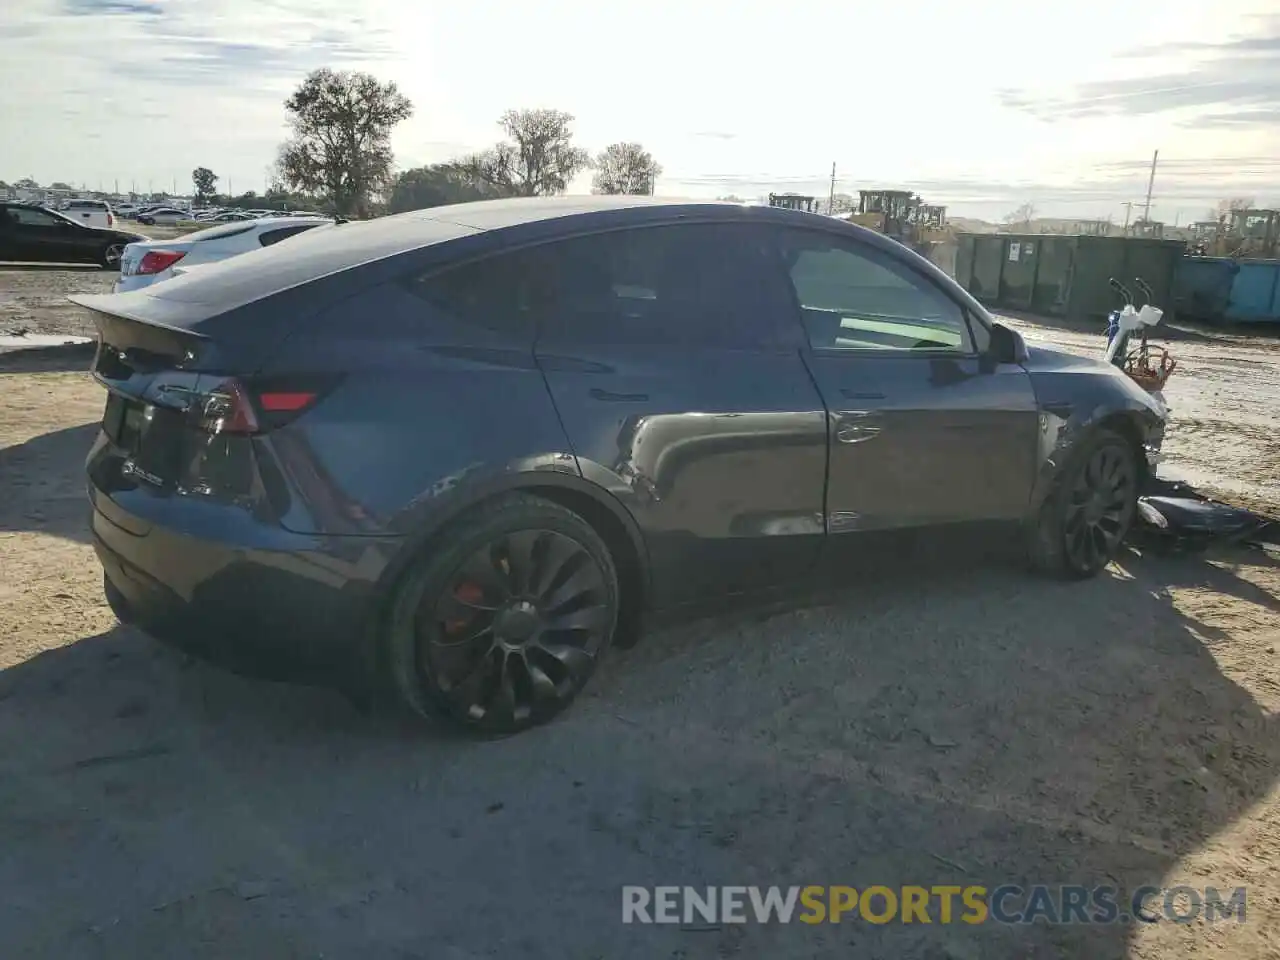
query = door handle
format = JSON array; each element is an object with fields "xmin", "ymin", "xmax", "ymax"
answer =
[
  {"xmin": 840, "ymin": 389, "xmax": 886, "ymax": 400},
  {"xmin": 835, "ymin": 411, "xmax": 882, "ymax": 444},
  {"xmin": 589, "ymin": 388, "xmax": 649, "ymax": 403}
]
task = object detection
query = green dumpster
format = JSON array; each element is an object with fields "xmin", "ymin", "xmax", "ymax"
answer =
[{"xmin": 953, "ymin": 233, "xmax": 1185, "ymax": 321}]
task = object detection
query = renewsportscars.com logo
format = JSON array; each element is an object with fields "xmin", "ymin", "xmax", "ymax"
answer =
[{"xmin": 622, "ymin": 885, "xmax": 1247, "ymax": 926}]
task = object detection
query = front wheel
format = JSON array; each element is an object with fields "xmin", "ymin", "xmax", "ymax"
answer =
[
  {"xmin": 1028, "ymin": 428, "xmax": 1139, "ymax": 578},
  {"xmin": 385, "ymin": 494, "xmax": 619, "ymax": 735}
]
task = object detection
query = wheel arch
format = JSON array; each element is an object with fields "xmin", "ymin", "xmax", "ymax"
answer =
[
  {"xmin": 371, "ymin": 471, "xmax": 650, "ymax": 643},
  {"xmin": 1027, "ymin": 405, "xmax": 1151, "ymax": 518},
  {"xmin": 1096, "ymin": 410, "xmax": 1150, "ymax": 488}
]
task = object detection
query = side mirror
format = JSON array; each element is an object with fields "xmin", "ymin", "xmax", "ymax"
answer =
[{"xmin": 989, "ymin": 322, "xmax": 1028, "ymax": 365}]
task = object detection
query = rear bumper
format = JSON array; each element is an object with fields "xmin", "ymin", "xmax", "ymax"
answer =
[
  {"xmin": 112, "ymin": 273, "xmax": 165, "ymax": 294},
  {"xmin": 91, "ymin": 481, "xmax": 403, "ymax": 694}
]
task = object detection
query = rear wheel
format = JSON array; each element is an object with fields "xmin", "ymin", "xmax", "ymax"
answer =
[
  {"xmin": 99, "ymin": 242, "xmax": 125, "ymax": 270},
  {"xmin": 385, "ymin": 494, "xmax": 619, "ymax": 735},
  {"xmin": 1028, "ymin": 428, "xmax": 1139, "ymax": 578}
]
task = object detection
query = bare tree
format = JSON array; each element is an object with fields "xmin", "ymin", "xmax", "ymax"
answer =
[
  {"xmin": 1216, "ymin": 197, "xmax": 1255, "ymax": 217},
  {"xmin": 829, "ymin": 192, "xmax": 856, "ymax": 215},
  {"xmin": 462, "ymin": 109, "xmax": 591, "ymax": 197},
  {"xmin": 277, "ymin": 69, "xmax": 413, "ymax": 218},
  {"xmin": 591, "ymin": 142, "xmax": 662, "ymax": 195},
  {"xmin": 1004, "ymin": 202, "xmax": 1037, "ymax": 231}
]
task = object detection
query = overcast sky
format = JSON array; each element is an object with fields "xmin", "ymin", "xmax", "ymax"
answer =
[{"xmin": 2, "ymin": 0, "xmax": 1279, "ymax": 222}]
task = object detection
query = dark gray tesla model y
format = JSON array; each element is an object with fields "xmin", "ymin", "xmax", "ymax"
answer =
[{"xmin": 76, "ymin": 197, "xmax": 1166, "ymax": 734}]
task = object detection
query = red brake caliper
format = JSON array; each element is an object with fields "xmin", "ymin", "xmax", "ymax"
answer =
[{"xmin": 444, "ymin": 581, "xmax": 485, "ymax": 636}]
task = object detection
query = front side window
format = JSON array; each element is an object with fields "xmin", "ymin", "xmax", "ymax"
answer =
[{"xmin": 776, "ymin": 229, "xmax": 974, "ymax": 353}]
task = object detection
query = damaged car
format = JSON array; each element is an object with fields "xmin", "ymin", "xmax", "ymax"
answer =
[{"xmin": 76, "ymin": 197, "xmax": 1167, "ymax": 734}]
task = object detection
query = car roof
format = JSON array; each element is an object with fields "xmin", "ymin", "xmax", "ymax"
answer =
[{"xmin": 68, "ymin": 196, "xmax": 922, "ymax": 329}]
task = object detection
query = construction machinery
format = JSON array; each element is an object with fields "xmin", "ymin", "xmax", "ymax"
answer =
[
  {"xmin": 1194, "ymin": 208, "xmax": 1280, "ymax": 258},
  {"xmin": 844, "ymin": 189, "xmax": 949, "ymax": 257},
  {"xmin": 767, "ymin": 192, "xmax": 820, "ymax": 213}
]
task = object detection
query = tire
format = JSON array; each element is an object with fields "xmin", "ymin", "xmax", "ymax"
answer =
[
  {"xmin": 1027, "ymin": 427, "xmax": 1139, "ymax": 579},
  {"xmin": 99, "ymin": 242, "xmax": 125, "ymax": 270},
  {"xmin": 384, "ymin": 493, "xmax": 619, "ymax": 735}
]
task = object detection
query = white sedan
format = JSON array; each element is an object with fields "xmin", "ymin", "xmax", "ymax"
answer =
[{"xmin": 113, "ymin": 215, "xmax": 334, "ymax": 292}]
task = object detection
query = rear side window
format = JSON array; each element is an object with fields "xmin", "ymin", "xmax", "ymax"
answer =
[
  {"xmin": 258, "ymin": 224, "xmax": 319, "ymax": 247},
  {"xmin": 411, "ymin": 222, "xmax": 778, "ymax": 348}
]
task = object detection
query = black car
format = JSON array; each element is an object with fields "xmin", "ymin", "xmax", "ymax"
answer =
[
  {"xmin": 74, "ymin": 197, "xmax": 1166, "ymax": 734},
  {"xmin": 0, "ymin": 202, "xmax": 145, "ymax": 268}
]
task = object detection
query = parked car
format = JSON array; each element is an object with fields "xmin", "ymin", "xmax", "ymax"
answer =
[
  {"xmin": 208, "ymin": 211, "xmax": 254, "ymax": 222},
  {"xmin": 76, "ymin": 197, "xmax": 1166, "ymax": 735},
  {"xmin": 60, "ymin": 199, "xmax": 115, "ymax": 229},
  {"xmin": 135, "ymin": 207, "xmax": 189, "ymax": 225},
  {"xmin": 113, "ymin": 215, "xmax": 334, "ymax": 292},
  {"xmin": 0, "ymin": 201, "xmax": 145, "ymax": 268}
]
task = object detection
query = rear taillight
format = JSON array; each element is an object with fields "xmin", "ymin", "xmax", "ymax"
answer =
[
  {"xmin": 197, "ymin": 377, "xmax": 331, "ymax": 435},
  {"xmin": 107, "ymin": 212, "xmax": 114, "ymax": 226},
  {"xmin": 137, "ymin": 250, "xmax": 186, "ymax": 275}
]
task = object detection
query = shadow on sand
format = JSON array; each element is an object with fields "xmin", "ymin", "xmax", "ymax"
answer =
[{"xmin": 0, "ymin": 541, "xmax": 1275, "ymax": 958}]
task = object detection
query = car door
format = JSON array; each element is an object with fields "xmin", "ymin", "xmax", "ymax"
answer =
[
  {"xmin": 0, "ymin": 207, "xmax": 18, "ymax": 259},
  {"xmin": 519, "ymin": 220, "xmax": 829, "ymax": 609},
  {"xmin": 766, "ymin": 226, "xmax": 1040, "ymax": 552},
  {"xmin": 5, "ymin": 206, "xmax": 83, "ymax": 262}
]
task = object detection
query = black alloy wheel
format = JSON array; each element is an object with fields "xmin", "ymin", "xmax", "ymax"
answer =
[
  {"xmin": 1062, "ymin": 439, "xmax": 1137, "ymax": 573},
  {"xmin": 100, "ymin": 242, "xmax": 126, "ymax": 269},
  {"xmin": 1029, "ymin": 428, "xmax": 1139, "ymax": 578},
  {"xmin": 388, "ymin": 495, "xmax": 618, "ymax": 734}
]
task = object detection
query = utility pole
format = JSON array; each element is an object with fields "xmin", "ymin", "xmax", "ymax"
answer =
[
  {"xmin": 1142, "ymin": 149, "xmax": 1158, "ymax": 223},
  {"xmin": 1121, "ymin": 201, "xmax": 1134, "ymax": 235},
  {"xmin": 827, "ymin": 162, "xmax": 836, "ymax": 215}
]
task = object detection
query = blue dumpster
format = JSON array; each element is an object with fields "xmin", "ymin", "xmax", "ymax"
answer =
[
  {"xmin": 1224, "ymin": 259, "xmax": 1280, "ymax": 324},
  {"xmin": 1172, "ymin": 257, "xmax": 1237, "ymax": 322}
]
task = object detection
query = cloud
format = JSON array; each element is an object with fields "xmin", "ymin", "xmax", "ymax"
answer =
[
  {"xmin": 692, "ymin": 131, "xmax": 738, "ymax": 141},
  {"xmin": 999, "ymin": 20, "xmax": 1280, "ymax": 127},
  {"xmin": 62, "ymin": 0, "xmax": 164, "ymax": 16}
]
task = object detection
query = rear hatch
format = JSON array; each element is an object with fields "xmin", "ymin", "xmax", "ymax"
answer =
[{"xmin": 76, "ymin": 212, "xmax": 480, "ymax": 498}]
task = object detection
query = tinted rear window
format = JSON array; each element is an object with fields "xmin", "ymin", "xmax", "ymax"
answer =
[
  {"xmin": 190, "ymin": 222, "xmax": 256, "ymax": 242},
  {"xmin": 138, "ymin": 216, "xmax": 477, "ymax": 314},
  {"xmin": 258, "ymin": 223, "xmax": 321, "ymax": 247}
]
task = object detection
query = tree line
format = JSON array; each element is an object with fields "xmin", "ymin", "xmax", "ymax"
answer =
[{"xmin": 190, "ymin": 69, "xmax": 663, "ymax": 218}]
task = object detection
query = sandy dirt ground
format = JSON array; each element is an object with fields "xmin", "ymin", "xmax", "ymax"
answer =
[
  {"xmin": 0, "ymin": 223, "xmax": 196, "ymax": 341},
  {"xmin": 1, "ymin": 270, "xmax": 1279, "ymax": 958}
]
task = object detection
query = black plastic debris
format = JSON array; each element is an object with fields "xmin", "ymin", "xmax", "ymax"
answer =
[{"xmin": 1134, "ymin": 479, "xmax": 1279, "ymax": 552}]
